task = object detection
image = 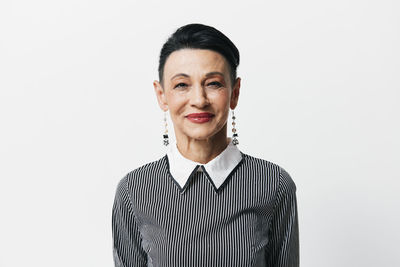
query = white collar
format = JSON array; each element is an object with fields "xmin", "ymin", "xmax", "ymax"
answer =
[{"xmin": 166, "ymin": 138, "xmax": 243, "ymax": 191}]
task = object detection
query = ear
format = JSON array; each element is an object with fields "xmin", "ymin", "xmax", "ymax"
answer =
[
  {"xmin": 230, "ymin": 77, "xmax": 241, "ymax": 109},
  {"xmin": 153, "ymin": 80, "xmax": 168, "ymax": 111}
]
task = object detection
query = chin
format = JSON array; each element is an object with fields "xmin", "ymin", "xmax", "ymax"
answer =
[
  {"xmin": 183, "ymin": 129, "xmax": 218, "ymax": 140},
  {"xmin": 185, "ymin": 125, "xmax": 228, "ymax": 140},
  {"xmin": 186, "ymin": 133, "xmax": 214, "ymax": 141}
]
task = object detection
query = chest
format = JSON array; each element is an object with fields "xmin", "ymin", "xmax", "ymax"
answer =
[{"xmin": 131, "ymin": 172, "xmax": 276, "ymax": 266}]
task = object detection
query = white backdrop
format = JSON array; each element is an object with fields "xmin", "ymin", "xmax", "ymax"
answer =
[{"xmin": 1, "ymin": 0, "xmax": 399, "ymax": 266}]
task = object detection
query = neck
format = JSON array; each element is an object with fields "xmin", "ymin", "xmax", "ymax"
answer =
[{"xmin": 175, "ymin": 125, "xmax": 229, "ymax": 164}]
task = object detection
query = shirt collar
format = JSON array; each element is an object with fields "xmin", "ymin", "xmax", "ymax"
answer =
[{"xmin": 166, "ymin": 138, "xmax": 243, "ymax": 191}]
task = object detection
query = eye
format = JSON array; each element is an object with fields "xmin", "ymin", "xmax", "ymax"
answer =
[
  {"xmin": 207, "ymin": 81, "xmax": 223, "ymax": 88},
  {"xmin": 174, "ymin": 82, "xmax": 188, "ymax": 89}
]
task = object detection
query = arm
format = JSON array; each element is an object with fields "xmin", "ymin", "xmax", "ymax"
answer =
[
  {"xmin": 265, "ymin": 167, "xmax": 299, "ymax": 267},
  {"xmin": 112, "ymin": 176, "xmax": 147, "ymax": 267}
]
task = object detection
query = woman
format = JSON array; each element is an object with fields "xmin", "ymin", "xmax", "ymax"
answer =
[{"xmin": 112, "ymin": 23, "xmax": 299, "ymax": 267}]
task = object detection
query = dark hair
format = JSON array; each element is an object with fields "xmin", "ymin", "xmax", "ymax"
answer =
[{"xmin": 158, "ymin": 23, "xmax": 240, "ymax": 86}]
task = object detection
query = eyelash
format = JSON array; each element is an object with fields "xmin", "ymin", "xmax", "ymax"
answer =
[
  {"xmin": 207, "ymin": 81, "xmax": 223, "ymax": 88},
  {"xmin": 173, "ymin": 81, "xmax": 223, "ymax": 89},
  {"xmin": 174, "ymin": 83, "xmax": 187, "ymax": 89}
]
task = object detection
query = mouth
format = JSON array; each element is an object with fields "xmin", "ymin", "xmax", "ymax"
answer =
[{"xmin": 185, "ymin": 112, "xmax": 215, "ymax": 123}]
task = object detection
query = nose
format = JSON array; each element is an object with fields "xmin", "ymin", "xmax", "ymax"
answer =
[{"xmin": 189, "ymin": 84, "xmax": 209, "ymax": 108}]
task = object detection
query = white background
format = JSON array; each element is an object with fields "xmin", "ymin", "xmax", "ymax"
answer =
[{"xmin": 0, "ymin": 0, "xmax": 399, "ymax": 266}]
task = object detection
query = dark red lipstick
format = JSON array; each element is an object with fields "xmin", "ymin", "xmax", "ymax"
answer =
[{"xmin": 186, "ymin": 112, "xmax": 214, "ymax": 123}]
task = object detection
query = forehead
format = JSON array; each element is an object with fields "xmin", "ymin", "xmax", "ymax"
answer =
[{"xmin": 163, "ymin": 49, "xmax": 229, "ymax": 78}]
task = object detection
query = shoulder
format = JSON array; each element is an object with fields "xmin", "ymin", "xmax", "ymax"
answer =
[
  {"xmin": 117, "ymin": 155, "xmax": 168, "ymax": 190},
  {"xmin": 126, "ymin": 155, "xmax": 167, "ymax": 178},
  {"xmin": 240, "ymin": 152, "xmax": 296, "ymax": 190}
]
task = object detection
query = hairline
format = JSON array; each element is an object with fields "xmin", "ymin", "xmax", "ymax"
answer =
[{"xmin": 159, "ymin": 48, "xmax": 236, "ymax": 88}]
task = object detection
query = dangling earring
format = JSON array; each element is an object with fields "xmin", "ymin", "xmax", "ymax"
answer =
[
  {"xmin": 231, "ymin": 110, "xmax": 239, "ymax": 145},
  {"xmin": 163, "ymin": 111, "xmax": 169, "ymax": 146}
]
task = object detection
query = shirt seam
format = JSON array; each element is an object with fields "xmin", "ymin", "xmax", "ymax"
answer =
[
  {"xmin": 123, "ymin": 175, "xmax": 149, "ymax": 254},
  {"xmin": 265, "ymin": 166, "xmax": 283, "ymax": 254}
]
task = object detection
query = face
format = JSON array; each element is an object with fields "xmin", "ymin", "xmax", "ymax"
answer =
[{"xmin": 154, "ymin": 49, "xmax": 240, "ymax": 142}]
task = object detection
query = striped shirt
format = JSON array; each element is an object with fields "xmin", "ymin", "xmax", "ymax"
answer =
[{"xmin": 112, "ymin": 142, "xmax": 299, "ymax": 266}]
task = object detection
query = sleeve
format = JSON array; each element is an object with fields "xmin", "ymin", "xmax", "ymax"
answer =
[
  {"xmin": 112, "ymin": 176, "xmax": 147, "ymax": 267},
  {"xmin": 265, "ymin": 167, "xmax": 299, "ymax": 267}
]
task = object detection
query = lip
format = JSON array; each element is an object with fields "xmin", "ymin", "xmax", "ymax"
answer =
[{"xmin": 185, "ymin": 112, "xmax": 214, "ymax": 123}]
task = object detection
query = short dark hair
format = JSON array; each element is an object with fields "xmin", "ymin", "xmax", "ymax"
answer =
[{"xmin": 158, "ymin": 23, "xmax": 240, "ymax": 86}]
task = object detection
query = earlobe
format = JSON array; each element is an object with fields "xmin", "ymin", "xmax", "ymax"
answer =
[{"xmin": 153, "ymin": 80, "xmax": 168, "ymax": 111}]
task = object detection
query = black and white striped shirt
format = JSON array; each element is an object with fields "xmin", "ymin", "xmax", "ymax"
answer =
[{"xmin": 112, "ymin": 141, "xmax": 299, "ymax": 266}]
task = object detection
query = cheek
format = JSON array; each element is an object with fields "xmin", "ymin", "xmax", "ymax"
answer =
[
  {"xmin": 211, "ymin": 90, "xmax": 231, "ymax": 110},
  {"xmin": 166, "ymin": 93, "xmax": 185, "ymax": 113}
]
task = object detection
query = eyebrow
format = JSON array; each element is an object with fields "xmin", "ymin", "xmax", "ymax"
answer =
[
  {"xmin": 170, "ymin": 72, "xmax": 225, "ymax": 81},
  {"xmin": 205, "ymin": 71, "xmax": 225, "ymax": 78},
  {"xmin": 170, "ymin": 73, "xmax": 189, "ymax": 81}
]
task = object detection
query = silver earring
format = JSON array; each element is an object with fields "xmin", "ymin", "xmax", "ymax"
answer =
[
  {"xmin": 231, "ymin": 110, "xmax": 239, "ymax": 145},
  {"xmin": 163, "ymin": 111, "xmax": 169, "ymax": 146}
]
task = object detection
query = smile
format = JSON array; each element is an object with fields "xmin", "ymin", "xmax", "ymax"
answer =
[{"xmin": 185, "ymin": 113, "xmax": 215, "ymax": 123}]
